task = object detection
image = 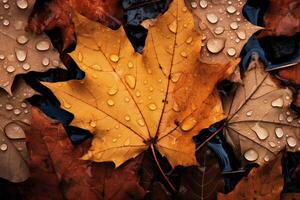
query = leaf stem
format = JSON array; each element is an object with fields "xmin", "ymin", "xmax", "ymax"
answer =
[
  {"xmin": 150, "ymin": 144, "xmax": 177, "ymax": 193},
  {"xmin": 195, "ymin": 125, "xmax": 224, "ymax": 151}
]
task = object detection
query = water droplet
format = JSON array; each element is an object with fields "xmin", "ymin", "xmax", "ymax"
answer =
[
  {"xmin": 0, "ymin": 143, "xmax": 8, "ymax": 151},
  {"xmin": 112, "ymin": 138, "xmax": 117, "ymax": 143},
  {"xmin": 135, "ymin": 91, "xmax": 141, "ymax": 97},
  {"xmin": 172, "ymin": 102, "xmax": 180, "ymax": 112},
  {"xmin": 214, "ymin": 26, "xmax": 224, "ymax": 35},
  {"xmin": 109, "ymin": 54, "xmax": 119, "ymax": 62},
  {"xmin": 206, "ymin": 13, "xmax": 218, "ymax": 24},
  {"xmin": 22, "ymin": 63, "xmax": 30, "ymax": 70},
  {"xmin": 128, "ymin": 61, "xmax": 134, "ymax": 68},
  {"xmin": 180, "ymin": 116, "xmax": 197, "ymax": 131},
  {"xmin": 3, "ymin": 19, "xmax": 9, "ymax": 26},
  {"xmin": 16, "ymin": 35, "xmax": 28, "ymax": 45},
  {"xmin": 186, "ymin": 36, "xmax": 193, "ymax": 44},
  {"xmin": 168, "ymin": 20, "xmax": 177, "ymax": 33},
  {"xmin": 271, "ymin": 98, "xmax": 284, "ymax": 108},
  {"xmin": 0, "ymin": 54, "xmax": 5, "ymax": 60},
  {"xmin": 236, "ymin": 30, "xmax": 246, "ymax": 40},
  {"xmin": 230, "ymin": 22, "xmax": 239, "ymax": 30},
  {"xmin": 268, "ymin": 141, "xmax": 276, "ymax": 148},
  {"xmin": 275, "ymin": 127, "xmax": 284, "ymax": 138},
  {"xmin": 264, "ymin": 155, "xmax": 270, "ymax": 162},
  {"xmin": 4, "ymin": 123, "xmax": 26, "ymax": 139},
  {"xmin": 36, "ymin": 40, "xmax": 50, "ymax": 51},
  {"xmin": 246, "ymin": 110, "xmax": 253, "ymax": 117},
  {"xmin": 199, "ymin": 0, "xmax": 208, "ymax": 8},
  {"xmin": 15, "ymin": 48, "xmax": 27, "ymax": 62},
  {"xmin": 287, "ymin": 116, "xmax": 293, "ymax": 123},
  {"xmin": 171, "ymin": 72, "xmax": 181, "ymax": 83},
  {"xmin": 226, "ymin": 5, "xmax": 237, "ymax": 14},
  {"xmin": 244, "ymin": 149, "xmax": 258, "ymax": 161},
  {"xmin": 180, "ymin": 51, "xmax": 187, "ymax": 58},
  {"xmin": 251, "ymin": 123, "xmax": 269, "ymax": 140},
  {"xmin": 287, "ymin": 137, "xmax": 297, "ymax": 147},
  {"xmin": 6, "ymin": 66, "xmax": 15, "ymax": 73},
  {"xmin": 124, "ymin": 115, "xmax": 131, "ymax": 121},
  {"xmin": 124, "ymin": 97, "xmax": 130, "ymax": 103},
  {"xmin": 227, "ymin": 47, "xmax": 236, "ymax": 56},
  {"xmin": 90, "ymin": 121, "xmax": 96, "ymax": 128},
  {"xmin": 286, "ymin": 111, "xmax": 291, "ymax": 115},
  {"xmin": 13, "ymin": 109, "xmax": 21, "ymax": 115},
  {"xmin": 190, "ymin": 1, "xmax": 197, "ymax": 8},
  {"xmin": 107, "ymin": 99, "xmax": 115, "ymax": 106},
  {"xmin": 125, "ymin": 75, "xmax": 136, "ymax": 89},
  {"xmin": 107, "ymin": 88, "xmax": 118, "ymax": 96},
  {"xmin": 137, "ymin": 119, "xmax": 145, "ymax": 127},
  {"xmin": 278, "ymin": 114, "xmax": 284, "ymax": 121},
  {"xmin": 16, "ymin": 0, "xmax": 28, "ymax": 9},
  {"xmin": 78, "ymin": 52, "xmax": 83, "ymax": 62},
  {"xmin": 206, "ymin": 38, "xmax": 225, "ymax": 54},
  {"xmin": 42, "ymin": 57, "xmax": 50, "ymax": 66},
  {"xmin": 148, "ymin": 103, "xmax": 157, "ymax": 111}
]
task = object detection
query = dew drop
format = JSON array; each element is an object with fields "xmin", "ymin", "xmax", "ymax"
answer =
[
  {"xmin": 236, "ymin": 30, "xmax": 246, "ymax": 40},
  {"xmin": 287, "ymin": 137, "xmax": 297, "ymax": 147},
  {"xmin": 16, "ymin": 0, "xmax": 28, "ymax": 9},
  {"xmin": 180, "ymin": 51, "xmax": 187, "ymax": 58},
  {"xmin": 124, "ymin": 75, "xmax": 136, "ymax": 89},
  {"xmin": 171, "ymin": 72, "xmax": 181, "ymax": 83},
  {"xmin": 268, "ymin": 141, "xmax": 276, "ymax": 148},
  {"xmin": 36, "ymin": 40, "xmax": 50, "ymax": 51},
  {"xmin": 246, "ymin": 110, "xmax": 253, "ymax": 117},
  {"xmin": 148, "ymin": 103, "xmax": 157, "ymax": 111},
  {"xmin": 244, "ymin": 149, "xmax": 258, "ymax": 161},
  {"xmin": 287, "ymin": 116, "xmax": 293, "ymax": 123},
  {"xmin": 275, "ymin": 127, "xmax": 284, "ymax": 138},
  {"xmin": 264, "ymin": 155, "xmax": 270, "ymax": 162},
  {"xmin": 230, "ymin": 22, "xmax": 239, "ymax": 30},
  {"xmin": 185, "ymin": 36, "xmax": 193, "ymax": 44},
  {"xmin": 77, "ymin": 52, "xmax": 83, "ymax": 62},
  {"xmin": 190, "ymin": 1, "xmax": 197, "ymax": 8},
  {"xmin": 3, "ymin": 19, "xmax": 9, "ymax": 26},
  {"xmin": 89, "ymin": 121, "xmax": 96, "ymax": 128},
  {"xmin": 107, "ymin": 88, "xmax": 118, "ymax": 96},
  {"xmin": 0, "ymin": 143, "xmax": 8, "ymax": 151},
  {"xmin": 137, "ymin": 119, "xmax": 145, "ymax": 127},
  {"xmin": 180, "ymin": 116, "xmax": 197, "ymax": 131},
  {"xmin": 42, "ymin": 57, "xmax": 50, "ymax": 66},
  {"xmin": 124, "ymin": 115, "xmax": 131, "ymax": 121},
  {"xmin": 112, "ymin": 138, "xmax": 118, "ymax": 143},
  {"xmin": 206, "ymin": 13, "xmax": 218, "ymax": 24},
  {"xmin": 107, "ymin": 99, "xmax": 115, "ymax": 106},
  {"xmin": 251, "ymin": 123, "xmax": 269, "ymax": 140},
  {"xmin": 109, "ymin": 54, "xmax": 119, "ymax": 62},
  {"xmin": 127, "ymin": 61, "xmax": 134, "ymax": 69},
  {"xmin": 227, "ymin": 47, "xmax": 236, "ymax": 56},
  {"xmin": 6, "ymin": 66, "xmax": 15, "ymax": 73},
  {"xmin": 206, "ymin": 38, "xmax": 225, "ymax": 54},
  {"xmin": 172, "ymin": 102, "xmax": 180, "ymax": 112},
  {"xmin": 278, "ymin": 114, "xmax": 284, "ymax": 121},
  {"xmin": 168, "ymin": 20, "xmax": 177, "ymax": 33},
  {"xmin": 124, "ymin": 97, "xmax": 130, "ymax": 103},
  {"xmin": 199, "ymin": 0, "xmax": 208, "ymax": 8},
  {"xmin": 214, "ymin": 26, "xmax": 224, "ymax": 35},
  {"xmin": 22, "ymin": 63, "xmax": 30, "ymax": 70},
  {"xmin": 63, "ymin": 101, "xmax": 72, "ymax": 109},
  {"xmin": 4, "ymin": 123, "xmax": 26, "ymax": 139},
  {"xmin": 15, "ymin": 48, "xmax": 27, "ymax": 62},
  {"xmin": 271, "ymin": 98, "xmax": 284, "ymax": 108},
  {"xmin": 13, "ymin": 109, "xmax": 21, "ymax": 115},
  {"xmin": 226, "ymin": 5, "xmax": 237, "ymax": 14},
  {"xmin": 0, "ymin": 54, "xmax": 5, "ymax": 60},
  {"xmin": 135, "ymin": 91, "xmax": 141, "ymax": 97},
  {"xmin": 16, "ymin": 35, "xmax": 28, "ymax": 45}
]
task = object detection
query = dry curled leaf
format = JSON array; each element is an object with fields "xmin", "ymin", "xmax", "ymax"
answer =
[
  {"xmin": 0, "ymin": 0, "xmax": 65, "ymax": 94},
  {"xmin": 186, "ymin": 0, "xmax": 262, "ymax": 65},
  {"xmin": 0, "ymin": 79, "xmax": 35, "ymax": 182},
  {"xmin": 20, "ymin": 107, "xmax": 145, "ymax": 200},
  {"xmin": 218, "ymin": 154, "xmax": 283, "ymax": 200},
  {"xmin": 223, "ymin": 55, "xmax": 300, "ymax": 166},
  {"xmin": 177, "ymin": 146, "xmax": 224, "ymax": 200},
  {"xmin": 259, "ymin": 0, "xmax": 300, "ymax": 37},
  {"xmin": 43, "ymin": 0, "xmax": 238, "ymax": 168}
]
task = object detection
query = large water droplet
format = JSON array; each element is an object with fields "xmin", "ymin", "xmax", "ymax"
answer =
[
  {"xmin": 214, "ymin": 26, "xmax": 224, "ymax": 35},
  {"xmin": 206, "ymin": 38, "xmax": 225, "ymax": 54},
  {"xmin": 22, "ymin": 63, "xmax": 30, "ymax": 70},
  {"xmin": 125, "ymin": 75, "xmax": 136, "ymax": 89},
  {"xmin": 206, "ymin": 13, "xmax": 219, "ymax": 24},
  {"xmin": 199, "ymin": 0, "xmax": 208, "ymax": 8},
  {"xmin": 109, "ymin": 54, "xmax": 119, "ymax": 62},
  {"xmin": 16, "ymin": 35, "xmax": 28, "ymax": 45},
  {"xmin": 4, "ymin": 123, "xmax": 26, "ymax": 139},
  {"xmin": 0, "ymin": 143, "xmax": 8, "ymax": 151},
  {"xmin": 227, "ymin": 47, "xmax": 236, "ymax": 56},
  {"xmin": 148, "ymin": 103, "xmax": 157, "ymax": 111},
  {"xmin": 251, "ymin": 123, "xmax": 269, "ymax": 140},
  {"xmin": 190, "ymin": 1, "xmax": 197, "ymax": 8},
  {"xmin": 226, "ymin": 5, "xmax": 237, "ymax": 14},
  {"xmin": 42, "ymin": 57, "xmax": 50, "ymax": 66},
  {"xmin": 264, "ymin": 155, "xmax": 270, "ymax": 162},
  {"xmin": 230, "ymin": 22, "xmax": 239, "ymax": 30},
  {"xmin": 244, "ymin": 149, "xmax": 258, "ymax": 161},
  {"xmin": 6, "ymin": 66, "xmax": 15, "ymax": 73},
  {"xmin": 14, "ymin": 109, "xmax": 21, "ymax": 115},
  {"xmin": 36, "ymin": 40, "xmax": 50, "ymax": 51},
  {"xmin": 275, "ymin": 127, "xmax": 284, "ymax": 138},
  {"xmin": 168, "ymin": 20, "xmax": 177, "ymax": 33},
  {"xmin": 15, "ymin": 48, "xmax": 27, "ymax": 62},
  {"xmin": 16, "ymin": 0, "xmax": 28, "ymax": 9},
  {"xmin": 236, "ymin": 30, "xmax": 246, "ymax": 40},
  {"xmin": 180, "ymin": 116, "xmax": 197, "ymax": 131},
  {"xmin": 271, "ymin": 98, "xmax": 284, "ymax": 108},
  {"xmin": 286, "ymin": 137, "xmax": 297, "ymax": 147}
]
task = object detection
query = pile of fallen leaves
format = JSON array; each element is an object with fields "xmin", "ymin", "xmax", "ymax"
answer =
[{"xmin": 0, "ymin": 0, "xmax": 299, "ymax": 199}]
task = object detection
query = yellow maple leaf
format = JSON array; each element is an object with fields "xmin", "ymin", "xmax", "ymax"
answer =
[{"xmin": 43, "ymin": 0, "xmax": 238, "ymax": 168}]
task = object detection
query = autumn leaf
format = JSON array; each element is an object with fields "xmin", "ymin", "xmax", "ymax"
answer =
[
  {"xmin": 259, "ymin": 0, "xmax": 300, "ymax": 37},
  {"xmin": 20, "ymin": 107, "xmax": 145, "ymax": 200},
  {"xmin": 218, "ymin": 154, "xmax": 283, "ymax": 200},
  {"xmin": 0, "ymin": 0, "xmax": 65, "ymax": 94},
  {"xmin": 223, "ymin": 55, "xmax": 300, "ymax": 165},
  {"xmin": 186, "ymin": 0, "xmax": 262, "ymax": 65},
  {"xmin": 0, "ymin": 79, "xmax": 35, "ymax": 182},
  {"xmin": 43, "ymin": 0, "xmax": 238, "ymax": 168}
]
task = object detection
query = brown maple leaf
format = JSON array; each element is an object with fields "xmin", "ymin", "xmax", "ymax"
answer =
[{"xmin": 0, "ymin": 0, "xmax": 65, "ymax": 94}]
